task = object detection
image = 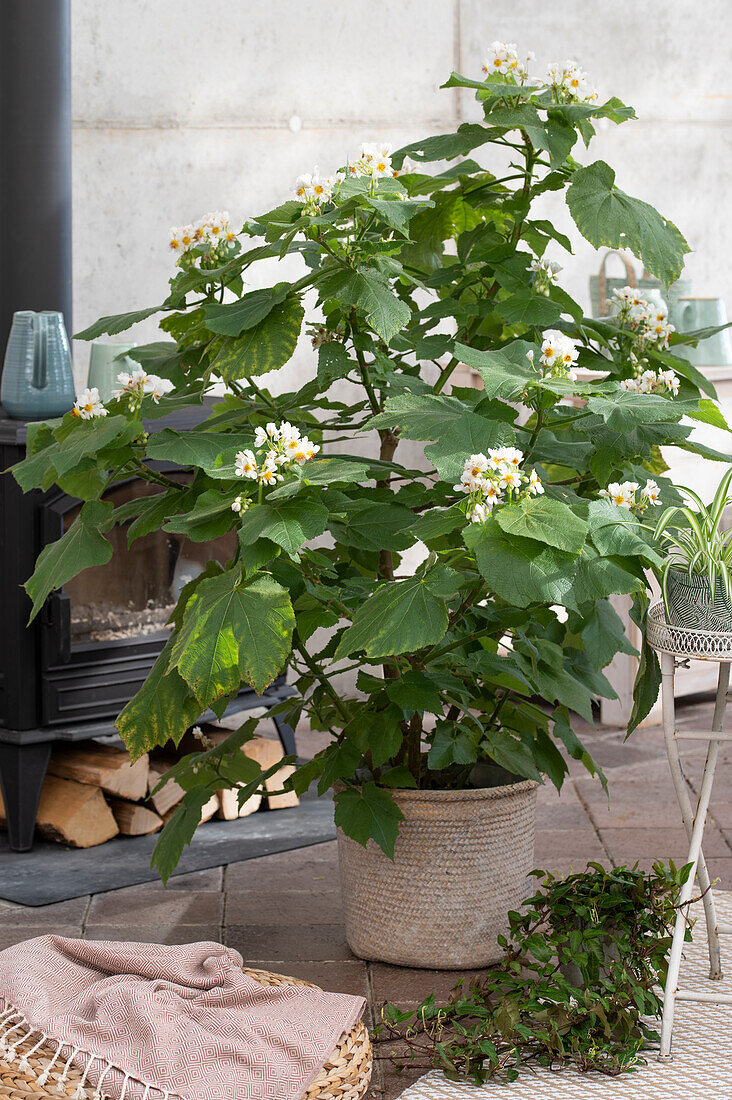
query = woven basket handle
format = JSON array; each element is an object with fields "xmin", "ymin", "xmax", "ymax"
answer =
[{"xmin": 596, "ymin": 251, "xmax": 636, "ymax": 309}]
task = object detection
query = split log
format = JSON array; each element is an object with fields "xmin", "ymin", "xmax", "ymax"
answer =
[
  {"xmin": 147, "ymin": 757, "xmax": 185, "ymax": 816},
  {"xmin": 216, "ymin": 788, "xmax": 262, "ymax": 820},
  {"xmin": 242, "ymin": 737, "xmax": 299, "ymax": 809},
  {"xmin": 0, "ymin": 776, "xmax": 118, "ymax": 848},
  {"xmin": 48, "ymin": 741, "xmax": 149, "ymax": 802},
  {"xmin": 108, "ymin": 797, "xmax": 163, "ymax": 836}
]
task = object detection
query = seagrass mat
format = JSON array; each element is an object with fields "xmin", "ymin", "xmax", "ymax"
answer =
[{"xmin": 397, "ymin": 891, "xmax": 732, "ymax": 1098}]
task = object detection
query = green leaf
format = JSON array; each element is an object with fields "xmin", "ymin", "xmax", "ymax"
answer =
[
  {"xmin": 203, "ymin": 283, "xmax": 290, "ymax": 336},
  {"xmin": 428, "ymin": 722, "xmax": 479, "ymax": 769},
  {"xmin": 170, "ymin": 569, "xmax": 294, "ymax": 702},
  {"xmin": 587, "ymin": 391, "xmax": 680, "ymax": 432},
  {"xmin": 327, "ymin": 266, "xmax": 410, "ymax": 342},
  {"xmin": 74, "ymin": 306, "xmax": 165, "ymax": 341},
  {"xmin": 587, "ymin": 499, "xmax": 664, "ymax": 567},
  {"xmin": 25, "ymin": 500, "xmax": 115, "ymax": 621},
  {"xmin": 53, "ymin": 416, "xmax": 140, "ymax": 478},
  {"xmin": 238, "ymin": 498, "xmax": 328, "ymax": 557},
  {"xmin": 628, "ymin": 592, "xmax": 661, "ymax": 734},
  {"xmin": 496, "ymin": 292, "xmax": 562, "ymax": 327},
  {"xmin": 566, "ymin": 161, "xmax": 690, "ymax": 287},
  {"xmin": 334, "ymin": 782, "xmax": 404, "ymax": 858},
  {"xmin": 572, "ymin": 546, "xmax": 644, "ymax": 604},
  {"xmin": 332, "ymin": 500, "xmax": 414, "ymax": 552},
  {"xmin": 317, "ymin": 342, "xmax": 352, "ymax": 386},
  {"xmin": 386, "ymin": 670, "xmax": 443, "ymax": 715},
  {"xmin": 496, "ymin": 497, "xmax": 588, "ymax": 554},
  {"xmin": 210, "ymin": 297, "xmax": 304, "ymax": 380},
  {"xmin": 553, "ymin": 709, "xmax": 605, "ymax": 790},
  {"xmin": 396, "ymin": 123, "xmax": 492, "ymax": 162},
  {"xmin": 464, "ymin": 518, "xmax": 577, "ymax": 609},
  {"xmin": 455, "ymin": 341, "xmax": 534, "ymax": 400},
  {"xmin": 335, "ymin": 567, "xmax": 457, "ymax": 659},
  {"xmin": 365, "ymin": 196, "xmax": 432, "ymax": 235},
  {"xmin": 116, "ymin": 636, "xmax": 203, "ymax": 760},
  {"xmin": 145, "ymin": 429, "xmax": 250, "ymax": 472},
  {"xmin": 581, "ymin": 599, "xmax": 638, "ymax": 669},
  {"xmin": 163, "ymin": 489, "xmax": 234, "ymax": 541},
  {"xmin": 151, "ymin": 789, "xmax": 211, "ymax": 884}
]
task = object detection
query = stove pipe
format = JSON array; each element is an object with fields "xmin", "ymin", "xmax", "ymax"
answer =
[{"xmin": 0, "ymin": 0, "xmax": 72, "ymax": 359}]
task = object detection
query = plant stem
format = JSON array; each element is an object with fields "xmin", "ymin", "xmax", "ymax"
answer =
[{"xmin": 295, "ymin": 643, "xmax": 352, "ymax": 726}]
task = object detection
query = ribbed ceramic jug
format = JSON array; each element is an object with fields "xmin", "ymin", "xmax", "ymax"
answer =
[{"xmin": 1, "ymin": 310, "xmax": 75, "ymax": 419}]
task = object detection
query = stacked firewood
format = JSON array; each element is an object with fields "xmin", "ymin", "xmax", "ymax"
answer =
[{"xmin": 0, "ymin": 731, "xmax": 298, "ymax": 848}]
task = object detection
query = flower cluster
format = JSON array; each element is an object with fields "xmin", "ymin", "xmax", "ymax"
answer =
[
  {"xmin": 114, "ymin": 368, "xmax": 175, "ymax": 406},
  {"xmin": 294, "ymin": 167, "xmax": 345, "ymax": 208},
  {"xmin": 611, "ymin": 286, "xmax": 676, "ymax": 350},
  {"xmin": 309, "ymin": 324, "xmax": 343, "ymax": 349},
  {"xmin": 168, "ymin": 211, "xmax": 236, "ymax": 258},
  {"xmin": 620, "ymin": 368, "xmax": 680, "ymax": 396},
  {"xmin": 454, "ymin": 448, "xmax": 544, "ymax": 523},
  {"xmin": 545, "ymin": 60, "xmax": 598, "ymax": 103},
  {"xmin": 528, "ymin": 329, "xmax": 579, "ymax": 381},
  {"xmin": 72, "ymin": 387, "xmax": 108, "ymax": 420},
  {"xmin": 599, "ymin": 478, "xmax": 660, "ymax": 512},
  {"xmin": 348, "ymin": 142, "xmax": 395, "ymax": 179},
  {"xmin": 529, "ymin": 257, "xmax": 561, "ymax": 296},
  {"xmin": 483, "ymin": 41, "xmax": 534, "ymax": 82},
  {"xmin": 234, "ymin": 421, "xmax": 320, "ymax": 497}
]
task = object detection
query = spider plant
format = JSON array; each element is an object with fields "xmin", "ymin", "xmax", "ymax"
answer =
[{"xmin": 654, "ymin": 467, "xmax": 732, "ymax": 620}]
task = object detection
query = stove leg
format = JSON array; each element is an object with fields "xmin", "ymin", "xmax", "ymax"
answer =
[
  {"xmin": 270, "ymin": 712, "xmax": 297, "ymax": 757},
  {"xmin": 0, "ymin": 741, "xmax": 52, "ymax": 852}
]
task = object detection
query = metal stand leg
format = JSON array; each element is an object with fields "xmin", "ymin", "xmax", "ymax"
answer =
[
  {"xmin": 0, "ymin": 740, "xmax": 51, "ymax": 852},
  {"xmin": 659, "ymin": 658, "xmax": 729, "ymax": 1060}
]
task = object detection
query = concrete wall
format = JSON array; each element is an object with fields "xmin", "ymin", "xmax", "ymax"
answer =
[{"xmin": 70, "ymin": 0, "xmax": 732, "ymax": 387}]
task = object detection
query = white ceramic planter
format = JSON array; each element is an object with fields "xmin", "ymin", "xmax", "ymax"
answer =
[{"xmin": 337, "ymin": 781, "xmax": 538, "ymax": 969}]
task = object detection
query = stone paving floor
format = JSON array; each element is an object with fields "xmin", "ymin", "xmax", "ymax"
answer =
[{"xmin": 2, "ymin": 698, "xmax": 732, "ymax": 1098}]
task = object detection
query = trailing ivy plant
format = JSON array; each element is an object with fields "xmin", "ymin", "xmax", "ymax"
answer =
[
  {"xmin": 11, "ymin": 45, "xmax": 732, "ymax": 878},
  {"xmin": 376, "ymin": 862, "xmax": 692, "ymax": 1084}
]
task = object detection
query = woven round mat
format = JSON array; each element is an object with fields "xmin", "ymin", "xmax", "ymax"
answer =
[{"xmin": 0, "ymin": 966, "xmax": 372, "ymax": 1100}]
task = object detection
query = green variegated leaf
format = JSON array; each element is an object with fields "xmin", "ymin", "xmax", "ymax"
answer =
[
  {"xmin": 210, "ymin": 297, "xmax": 304, "ymax": 380},
  {"xmin": 116, "ymin": 637, "xmax": 202, "ymax": 761}
]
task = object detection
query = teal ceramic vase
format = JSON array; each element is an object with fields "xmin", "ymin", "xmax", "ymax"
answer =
[
  {"xmin": 1, "ymin": 310, "xmax": 75, "ymax": 419},
  {"xmin": 87, "ymin": 341, "xmax": 136, "ymax": 402}
]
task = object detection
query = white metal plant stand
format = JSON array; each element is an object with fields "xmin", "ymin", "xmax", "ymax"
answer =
[{"xmin": 646, "ymin": 600, "xmax": 732, "ymax": 1059}]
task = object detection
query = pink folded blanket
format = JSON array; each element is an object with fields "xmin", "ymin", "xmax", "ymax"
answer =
[{"xmin": 0, "ymin": 935, "xmax": 365, "ymax": 1100}]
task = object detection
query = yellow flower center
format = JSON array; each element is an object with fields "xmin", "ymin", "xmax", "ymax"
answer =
[
  {"xmin": 376, "ymin": 161, "xmax": 386, "ymax": 172},
  {"xmin": 613, "ymin": 494, "xmax": 625, "ymax": 505},
  {"xmin": 493, "ymin": 58, "xmax": 502, "ymax": 67},
  {"xmin": 471, "ymin": 466, "xmax": 482, "ymax": 478}
]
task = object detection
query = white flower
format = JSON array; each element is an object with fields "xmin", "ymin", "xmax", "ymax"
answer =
[
  {"xmin": 539, "ymin": 330, "xmax": 578, "ymax": 376},
  {"xmin": 470, "ymin": 501, "xmax": 491, "ymax": 523},
  {"xmin": 254, "ymin": 423, "xmax": 279, "ymax": 448},
  {"xmin": 545, "ymin": 62, "xmax": 564, "ymax": 86},
  {"xmin": 639, "ymin": 369, "xmax": 658, "ymax": 393},
  {"xmin": 498, "ymin": 467, "xmax": 522, "ymax": 491},
  {"xmin": 658, "ymin": 368, "xmax": 680, "ymax": 395},
  {"xmin": 200, "ymin": 210, "xmax": 230, "ymax": 244},
  {"xmin": 360, "ymin": 142, "xmax": 394, "ymax": 178},
  {"xmin": 550, "ymin": 604, "xmax": 569, "ymax": 623},
  {"xmin": 599, "ymin": 481, "xmax": 638, "ymax": 509},
  {"xmin": 613, "ymin": 286, "xmax": 645, "ymax": 308},
  {"xmin": 641, "ymin": 479, "xmax": 660, "ymax": 505},
  {"xmin": 528, "ymin": 468, "xmax": 545, "ymax": 495},
  {"xmin": 530, "ymin": 257, "xmax": 561, "ymax": 280},
  {"xmin": 292, "ymin": 436, "xmax": 320, "ymax": 464},
  {"xmin": 178, "ymin": 225, "xmax": 196, "ymax": 251},
  {"xmin": 169, "ymin": 228, "xmax": 182, "ymax": 254},
  {"xmin": 260, "ymin": 455, "xmax": 284, "ymax": 484},
  {"xmin": 73, "ymin": 387, "xmax": 107, "ymax": 420},
  {"xmin": 620, "ymin": 377, "xmax": 641, "ymax": 393},
  {"xmin": 113, "ymin": 367, "xmax": 151, "ymax": 398},
  {"xmin": 295, "ymin": 172, "xmax": 315, "ymax": 201},
  {"xmin": 650, "ymin": 319, "xmax": 675, "ymax": 348},
  {"xmin": 231, "ymin": 495, "xmax": 244, "ymax": 513},
  {"xmin": 482, "ymin": 483, "xmax": 503, "ymax": 505},
  {"xmin": 483, "ymin": 40, "xmax": 517, "ymax": 76},
  {"xmin": 145, "ymin": 375, "xmax": 174, "ymax": 403},
  {"xmin": 235, "ymin": 449, "xmax": 258, "ymax": 479}
]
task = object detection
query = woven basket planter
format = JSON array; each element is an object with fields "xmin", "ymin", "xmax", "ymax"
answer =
[
  {"xmin": 337, "ymin": 781, "xmax": 539, "ymax": 969},
  {"xmin": 0, "ymin": 967, "xmax": 372, "ymax": 1100},
  {"xmin": 666, "ymin": 568, "xmax": 732, "ymax": 632}
]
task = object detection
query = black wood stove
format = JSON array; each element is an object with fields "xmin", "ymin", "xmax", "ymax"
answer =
[{"xmin": 0, "ymin": 405, "xmax": 296, "ymax": 852}]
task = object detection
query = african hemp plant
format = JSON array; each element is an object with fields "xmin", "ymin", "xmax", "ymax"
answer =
[{"xmin": 12, "ymin": 44, "xmax": 732, "ymax": 878}]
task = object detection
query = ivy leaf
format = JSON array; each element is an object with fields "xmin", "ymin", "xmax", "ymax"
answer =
[
  {"xmin": 203, "ymin": 283, "xmax": 290, "ymax": 336},
  {"xmin": 74, "ymin": 305, "xmax": 165, "ymax": 340},
  {"xmin": 116, "ymin": 637, "xmax": 202, "ymax": 760},
  {"xmin": 496, "ymin": 497, "xmax": 588, "ymax": 555},
  {"xmin": 25, "ymin": 500, "xmax": 115, "ymax": 621},
  {"xmin": 335, "ymin": 567, "xmax": 458, "ymax": 659},
  {"xmin": 170, "ymin": 568, "xmax": 294, "ymax": 703},
  {"xmin": 334, "ymin": 782, "xmax": 404, "ymax": 859},
  {"xmin": 210, "ymin": 297, "xmax": 304, "ymax": 380},
  {"xmin": 566, "ymin": 161, "xmax": 690, "ymax": 286},
  {"xmin": 238, "ymin": 498, "xmax": 329, "ymax": 557}
]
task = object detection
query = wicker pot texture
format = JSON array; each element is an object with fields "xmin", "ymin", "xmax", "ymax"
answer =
[
  {"xmin": 337, "ymin": 781, "xmax": 539, "ymax": 969},
  {"xmin": 666, "ymin": 568, "xmax": 732, "ymax": 632},
  {"xmin": 0, "ymin": 967, "xmax": 372, "ymax": 1100}
]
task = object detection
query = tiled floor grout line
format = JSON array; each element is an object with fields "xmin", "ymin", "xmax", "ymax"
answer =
[
  {"xmin": 221, "ymin": 863, "xmax": 229, "ymax": 945},
  {"xmin": 80, "ymin": 893, "xmax": 94, "ymax": 936},
  {"xmin": 570, "ymin": 776, "xmax": 616, "ymax": 866}
]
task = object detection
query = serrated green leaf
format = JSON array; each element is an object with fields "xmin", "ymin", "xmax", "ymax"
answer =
[
  {"xmin": 25, "ymin": 500, "xmax": 115, "ymax": 621},
  {"xmin": 238, "ymin": 498, "xmax": 328, "ymax": 557},
  {"xmin": 170, "ymin": 569, "xmax": 294, "ymax": 702},
  {"xmin": 326, "ymin": 266, "xmax": 410, "ymax": 342},
  {"xmin": 317, "ymin": 341, "xmax": 352, "ymax": 386},
  {"xmin": 496, "ymin": 497, "xmax": 588, "ymax": 554},
  {"xmin": 497, "ymin": 292, "xmax": 562, "ymax": 327},
  {"xmin": 74, "ymin": 305, "xmax": 165, "ymax": 341},
  {"xmin": 581, "ymin": 599, "xmax": 638, "ymax": 669},
  {"xmin": 150, "ymin": 789, "xmax": 211, "ymax": 884},
  {"xmin": 335, "ymin": 568, "xmax": 454, "ymax": 659},
  {"xmin": 566, "ymin": 161, "xmax": 690, "ymax": 287},
  {"xmin": 334, "ymin": 782, "xmax": 404, "ymax": 858},
  {"xmin": 203, "ymin": 283, "xmax": 290, "ymax": 337},
  {"xmin": 210, "ymin": 297, "xmax": 304, "ymax": 380},
  {"xmin": 464, "ymin": 517, "xmax": 577, "ymax": 609},
  {"xmin": 116, "ymin": 636, "xmax": 203, "ymax": 760}
]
